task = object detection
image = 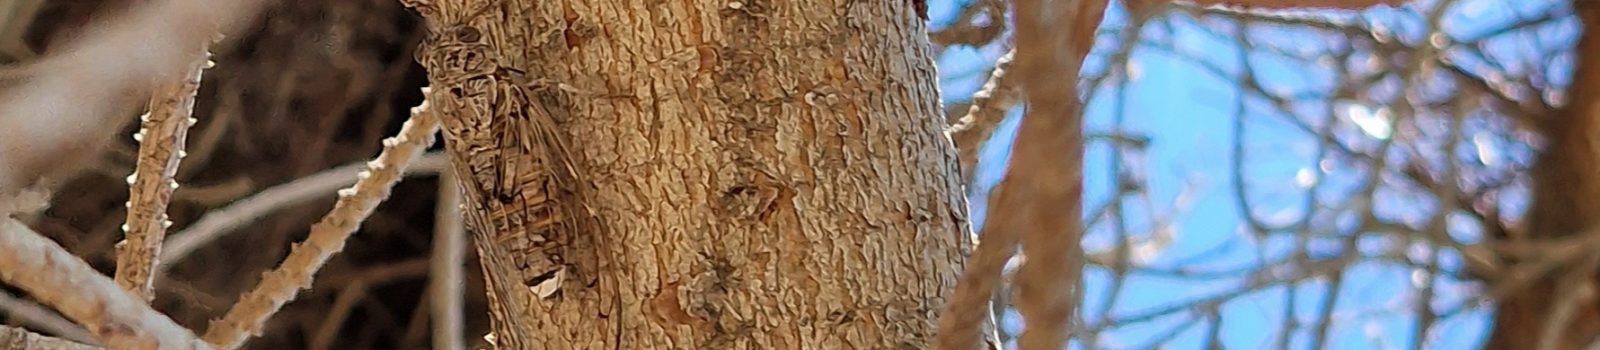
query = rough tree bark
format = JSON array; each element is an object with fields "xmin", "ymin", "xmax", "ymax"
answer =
[
  {"xmin": 1487, "ymin": 3, "xmax": 1600, "ymax": 350},
  {"xmin": 402, "ymin": 0, "xmax": 971, "ymax": 348},
  {"xmin": 0, "ymin": 325, "xmax": 95, "ymax": 350}
]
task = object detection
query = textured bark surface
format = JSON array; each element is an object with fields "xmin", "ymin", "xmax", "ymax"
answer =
[
  {"xmin": 405, "ymin": 0, "xmax": 971, "ymax": 348},
  {"xmin": 0, "ymin": 325, "xmax": 97, "ymax": 350},
  {"xmin": 1487, "ymin": 4, "xmax": 1600, "ymax": 349},
  {"xmin": 114, "ymin": 48, "xmax": 209, "ymax": 302}
]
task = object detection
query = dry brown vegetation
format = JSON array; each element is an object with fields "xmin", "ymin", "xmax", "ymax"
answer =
[{"xmin": 3, "ymin": 2, "xmax": 492, "ymax": 348}]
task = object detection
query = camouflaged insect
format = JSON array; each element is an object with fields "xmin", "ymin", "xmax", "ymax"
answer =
[{"xmin": 416, "ymin": 11, "xmax": 589, "ymax": 295}]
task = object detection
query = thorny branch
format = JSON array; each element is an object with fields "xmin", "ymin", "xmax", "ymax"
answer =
[
  {"xmin": 0, "ymin": 219, "xmax": 210, "ymax": 350},
  {"xmin": 0, "ymin": 1, "xmax": 441, "ymax": 348},
  {"xmin": 114, "ymin": 49, "xmax": 215, "ymax": 302},
  {"xmin": 157, "ymin": 153, "xmax": 450, "ymax": 271},
  {"xmin": 0, "ymin": 0, "xmax": 268, "ymax": 204},
  {"xmin": 201, "ymin": 100, "xmax": 441, "ymax": 350}
]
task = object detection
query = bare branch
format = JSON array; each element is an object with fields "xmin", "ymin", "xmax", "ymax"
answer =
[
  {"xmin": 157, "ymin": 153, "xmax": 449, "ymax": 271},
  {"xmin": 994, "ymin": 1, "xmax": 1106, "ymax": 350},
  {"xmin": 930, "ymin": 0, "xmax": 1008, "ymax": 48},
  {"xmin": 200, "ymin": 99, "xmax": 441, "ymax": 350},
  {"xmin": 429, "ymin": 171, "xmax": 466, "ymax": 350},
  {"xmin": 1007, "ymin": 0, "xmax": 1105, "ymax": 346},
  {"xmin": 114, "ymin": 49, "xmax": 214, "ymax": 302},
  {"xmin": 0, "ymin": 325, "xmax": 97, "ymax": 350},
  {"xmin": 1535, "ymin": 255, "xmax": 1600, "ymax": 350},
  {"xmin": 0, "ymin": 219, "xmax": 211, "ymax": 350},
  {"xmin": 947, "ymin": 50, "xmax": 1019, "ymax": 184},
  {"xmin": 0, "ymin": 0, "xmax": 267, "ymax": 202},
  {"xmin": 0, "ymin": 291, "xmax": 95, "ymax": 345},
  {"xmin": 1490, "ymin": 4, "xmax": 1600, "ymax": 349},
  {"xmin": 308, "ymin": 282, "xmax": 365, "ymax": 350}
]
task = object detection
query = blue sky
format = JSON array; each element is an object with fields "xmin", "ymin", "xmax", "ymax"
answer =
[{"xmin": 928, "ymin": 0, "xmax": 1575, "ymax": 348}]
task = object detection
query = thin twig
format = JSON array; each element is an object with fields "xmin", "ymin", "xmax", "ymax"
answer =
[
  {"xmin": 114, "ymin": 49, "xmax": 214, "ymax": 302},
  {"xmin": 0, "ymin": 0, "xmax": 267, "ymax": 200},
  {"xmin": 1307, "ymin": 246, "xmax": 1349, "ymax": 350},
  {"xmin": 1534, "ymin": 255, "xmax": 1600, "ymax": 350},
  {"xmin": 308, "ymin": 281, "xmax": 366, "ymax": 350},
  {"xmin": 157, "ymin": 152, "xmax": 448, "ymax": 271},
  {"xmin": 929, "ymin": 0, "xmax": 1008, "ymax": 48},
  {"xmin": 946, "ymin": 49, "xmax": 1018, "ymax": 184},
  {"xmin": 200, "ymin": 100, "xmax": 441, "ymax": 350},
  {"xmin": 0, "ymin": 291, "xmax": 96, "ymax": 345},
  {"xmin": 1412, "ymin": 51, "xmax": 1471, "ymax": 350},
  {"xmin": 0, "ymin": 325, "xmax": 98, "ymax": 350},
  {"xmin": 936, "ymin": 183, "xmax": 1018, "ymax": 350},
  {"xmin": 319, "ymin": 259, "xmax": 433, "ymax": 290},
  {"xmin": 177, "ymin": 84, "xmax": 239, "ymax": 180},
  {"xmin": 429, "ymin": 171, "xmax": 466, "ymax": 350},
  {"xmin": 0, "ymin": 219, "xmax": 211, "ymax": 350}
]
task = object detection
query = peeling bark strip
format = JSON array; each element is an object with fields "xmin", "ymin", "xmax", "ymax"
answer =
[{"xmin": 403, "ymin": 0, "xmax": 971, "ymax": 348}]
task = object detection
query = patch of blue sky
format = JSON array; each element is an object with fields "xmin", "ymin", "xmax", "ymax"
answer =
[{"xmin": 931, "ymin": 0, "xmax": 1576, "ymax": 348}]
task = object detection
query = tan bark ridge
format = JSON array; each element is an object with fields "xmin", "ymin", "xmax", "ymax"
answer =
[{"xmin": 402, "ymin": 0, "xmax": 971, "ymax": 348}]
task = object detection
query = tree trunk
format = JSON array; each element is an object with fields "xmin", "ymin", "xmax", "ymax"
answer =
[
  {"xmin": 1487, "ymin": 3, "xmax": 1600, "ymax": 349},
  {"xmin": 404, "ymin": 0, "xmax": 972, "ymax": 348}
]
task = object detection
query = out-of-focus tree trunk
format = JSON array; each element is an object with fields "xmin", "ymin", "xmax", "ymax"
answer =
[
  {"xmin": 1487, "ymin": 3, "xmax": 1600, "ymax": 349},
  {"xmin": 405, "ymin": 0, "xmax": 972, "ymax": 348}
]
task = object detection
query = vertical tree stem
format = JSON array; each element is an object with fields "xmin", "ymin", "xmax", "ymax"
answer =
[
  {"xmin": 430, "ymin": 171, "xmax": 466, "ymax": 350},
  {"xmin": 1005, "ymin": 0, "xmax": 1105, "ymax": 348},
  {"xmin": 115, "ymin": 48, "xmax": 212, "ymax": 301}
]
